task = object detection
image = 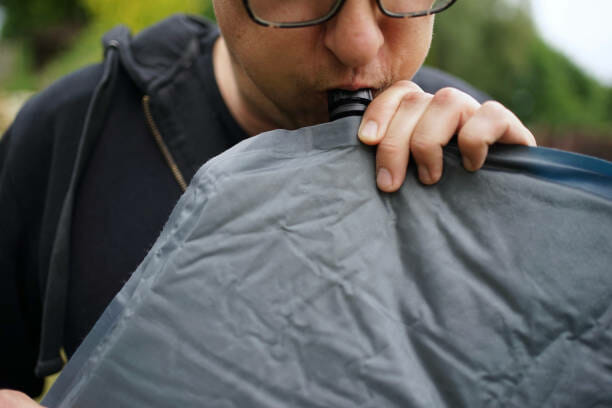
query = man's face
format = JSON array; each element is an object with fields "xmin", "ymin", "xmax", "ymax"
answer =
[{"xmin": 213, "ymin": 0, "xmax": 434, "ymax": 130}]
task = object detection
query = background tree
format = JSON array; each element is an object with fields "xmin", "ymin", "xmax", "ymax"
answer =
[
  {"xmin": 0, "ymin": 0, "xmax": 88, "ymax": 67},
  {"xmin": 428, "ymin": 0, "xmax": 612, "ymax": 132}
]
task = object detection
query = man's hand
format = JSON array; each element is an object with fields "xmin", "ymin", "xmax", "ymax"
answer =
[
  {"xmin": 0, "ymin": 390, "xmax": 43, "ymax": 408},
  {"xmin": 358, "ymin": 81, "xmax": 537, "ymax": 192}
]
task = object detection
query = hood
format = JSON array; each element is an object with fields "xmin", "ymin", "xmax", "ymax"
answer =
[{"xmin": 102, "ymin": 14, "xmax": 218, "ymax": 95}]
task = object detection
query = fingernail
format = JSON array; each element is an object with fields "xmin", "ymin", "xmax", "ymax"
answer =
[
  {"xmin": 463, "ymin": 157, "xmax": 474, "ymax": 171},
  {"xmin": 377, "ymin": 167, "xmax": 392, "ymax": 190},
  {"xmin": 359, "ymin": 120, "xmax": 378, "ymax": 143},
  {"xmin": 418, "ymin": 165, "xmax": 432, "ymax": 184}
]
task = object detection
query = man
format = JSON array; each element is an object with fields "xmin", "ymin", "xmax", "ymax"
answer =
[{"xmin": 0, "ymin": 0, "xmax": 535, "ymax": 405}]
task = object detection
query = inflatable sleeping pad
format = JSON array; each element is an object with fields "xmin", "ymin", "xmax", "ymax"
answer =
[{"xmin": 44, "ymin": 117, "xmax": 612, "ymax": 407}]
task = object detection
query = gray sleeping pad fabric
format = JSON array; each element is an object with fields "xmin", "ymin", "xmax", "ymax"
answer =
[{"xmin": 45, "ymin": 117, "xmax": 612, "ymax": 407}]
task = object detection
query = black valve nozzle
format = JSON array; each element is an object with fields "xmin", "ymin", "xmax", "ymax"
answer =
[{"xmin": 328, "ymin": 89, "xmax": 373, "ymax": 122}]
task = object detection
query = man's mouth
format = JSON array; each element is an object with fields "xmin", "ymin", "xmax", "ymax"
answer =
[
  {"xmin": 327, "ymin": 79, "xmax": 388, "ymax": 97},
  {"xmin": 328, "ymin": 85, "xmax": 383, "ymax": 97}
]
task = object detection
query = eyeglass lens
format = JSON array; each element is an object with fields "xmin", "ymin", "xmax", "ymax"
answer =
[{"xmin": 247, "ymin": 0, "xmax": 452, "ymax": 25}]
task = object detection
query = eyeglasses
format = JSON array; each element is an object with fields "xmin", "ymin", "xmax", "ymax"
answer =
[{"xmin": 243, "ymin": 0, "xmax": 457, "ymax": 28}]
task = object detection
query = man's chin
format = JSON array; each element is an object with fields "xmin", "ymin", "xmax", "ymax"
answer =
[{"xmin": 288, "ymin": 95, "xmax": 332, "ymax": 128}]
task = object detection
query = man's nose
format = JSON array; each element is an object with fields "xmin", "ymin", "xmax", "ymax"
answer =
[{"xmin": 323, "ymin": 0, "xmax": 384, "ymax": 68}]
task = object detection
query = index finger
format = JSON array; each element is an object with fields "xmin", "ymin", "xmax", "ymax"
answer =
[{"xmin": 358, "ymin": 81, "xmax": 424, "ymax": 145}]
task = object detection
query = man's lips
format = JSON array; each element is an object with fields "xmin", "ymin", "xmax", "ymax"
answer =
[
  {"xmin": 327, "ymin": 86, "xmax": 383, "ymax": 100},
  {"xmin": 327, "ymin": 81, "xmax": 387, "ymax": 97},
  {"xmin": 332, "ymin": 83, "xmax": 373, "ymax": 91}
]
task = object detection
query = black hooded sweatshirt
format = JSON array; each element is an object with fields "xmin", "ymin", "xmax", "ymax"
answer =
[{"xmin": 0, "ymin": 14, "xmax": 489, "ymax": 396}]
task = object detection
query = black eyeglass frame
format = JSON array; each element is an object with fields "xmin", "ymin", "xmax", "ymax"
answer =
[{"xmin": 242, "ymin": 0, "xmax": 457, "ymax": 28}]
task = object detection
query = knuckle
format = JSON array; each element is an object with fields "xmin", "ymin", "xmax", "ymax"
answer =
[
  {"xmin": 378, "ymin": 139, "xmax": 405, "ymax": 157},
  {"xmin": 433, "ymin": 87, "xmax": 462, "ymax": 105},
  {"xmin": 395, "ymin": 79, "xmax": 421, "ymax": 92},
  {"xmin": 459, "ymin": 130, "xmax": 485, "ymax": 149},
  {"xmin": 482, "ymin": 106, "xmax": 512, "ymax": 135},
  {"xmin": 400, "ymin": 90, "xmax": 426, "ymax": 105},
  {"xmin": 481, "ymin": 100, "xmax": 508, "ymax": 117},
  {"xmin": 410, "ymin": 134, "xmax": 436, "ymax": 157}
]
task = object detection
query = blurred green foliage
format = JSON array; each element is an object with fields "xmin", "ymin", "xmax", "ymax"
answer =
[
  {"xmin": 0, "ymin": 0, "xmax": 211, "ymax": 90},
  {"xmin": 428, "ymin": 0, "xmax": 612, "ymax": 131},
  {"xmin": 0, "ymin": 0, "xmax": 87, "ymax": 38},
  {"xmin": 82, "ymin": 0, "xmax": 207, "ymax": 32}
]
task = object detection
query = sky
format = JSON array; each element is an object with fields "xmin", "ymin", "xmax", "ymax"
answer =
[{"xmin": 530, "ymin": 0, "xmax": 612, "ymax": 86}]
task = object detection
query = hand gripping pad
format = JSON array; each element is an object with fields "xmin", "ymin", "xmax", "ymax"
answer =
[{"xmin": 45, "ymin": 117, "xmax": 612, "ymax": 408}]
